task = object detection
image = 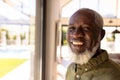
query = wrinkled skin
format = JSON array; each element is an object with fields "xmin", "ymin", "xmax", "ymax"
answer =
[{"xmin": 67, "ymin": 10, "xmax": 105, "ymax": 54}]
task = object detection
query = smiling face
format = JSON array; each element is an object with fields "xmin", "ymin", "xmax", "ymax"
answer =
[{"xmin": 67, "ymin": 9, "xmax": 104, "ymax": 54}]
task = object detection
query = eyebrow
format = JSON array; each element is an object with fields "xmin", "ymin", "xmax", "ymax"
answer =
[{"xmin": 68, "ymin": 24, "xmax": 90, "ymax": 27}]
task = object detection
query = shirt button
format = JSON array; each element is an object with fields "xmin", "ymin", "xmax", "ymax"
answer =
[
  {"xmin": 85, "ymin": 68, "xmax": 88, "ymax": 71},
  {"xmin": 76, "ymin": 74, "xmax": 80, "ymax": 78},
  {"xmin": 75, "ymin": 74, "xmax": 80, "ymax": 80}
]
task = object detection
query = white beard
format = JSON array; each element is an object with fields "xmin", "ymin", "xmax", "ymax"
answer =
[{"xmin": 68, "ymin": 43, "xmax": 99, "ymax": 65}]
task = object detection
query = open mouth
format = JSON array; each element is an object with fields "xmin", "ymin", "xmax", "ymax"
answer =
[
  {"xmin": 70, "ymin": 41, "xmax": 86, "ymax": 53},
  {"xmin": 72, "ymin": 41, "xmax": 84, "ymax": 46}
]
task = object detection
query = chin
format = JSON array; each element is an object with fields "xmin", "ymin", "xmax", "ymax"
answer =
[{"xmin": 68, "ymin": 43, "xmax": 99, "ymax": 65}]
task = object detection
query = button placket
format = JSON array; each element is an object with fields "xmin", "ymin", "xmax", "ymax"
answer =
[
  {"xmin": 85, "ymin": 68, "xmax": 88, "ymax": 72},
  {"xmin": 75, "ymin": 74, "xmax": 81, "ymax": 80},
  {"xmin": 74, "ymin": 64, "xmax": 89, "ymax": 80},
  {"xmin": 74, "ymin": 67, "xmax": 82, "ymax": 80}
]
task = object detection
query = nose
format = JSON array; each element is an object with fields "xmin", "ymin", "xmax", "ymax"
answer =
[{"xmin": 72, "ymin": 28, "xmax": 84, "ymax": 38}]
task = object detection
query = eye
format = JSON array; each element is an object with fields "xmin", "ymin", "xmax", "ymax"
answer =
[
  {"xmin": 83, "ymin": 25, "xmax": 91, "ymax": 31},
  {"xmin": 68, "ymin": 26, "xmax": 75, "ymax": 31},
  {"xmin": 84, "ymin": 27, "xmax": 90, "ymax": 31}
]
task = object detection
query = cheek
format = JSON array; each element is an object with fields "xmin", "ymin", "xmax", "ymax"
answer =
[
  {"xmin": 90, "ymin": 34, "xmax": 99, "ymax": 47},
  {"xmin": 86, "ymin": 34, "xmax": 96, "ymax": 48}
]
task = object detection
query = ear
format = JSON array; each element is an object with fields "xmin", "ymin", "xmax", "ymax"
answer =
[{"xmin": 100, "ymin": 29, "xmax": 105, "ymax": 40}]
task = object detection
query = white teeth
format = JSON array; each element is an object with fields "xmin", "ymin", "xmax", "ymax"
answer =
[{"xmin": 73, "ymin": 42, "xmax": 83, "ymax": 45}]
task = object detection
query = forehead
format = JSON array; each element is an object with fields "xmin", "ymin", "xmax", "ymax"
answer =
[{"xmin": 69, "ymin": 11, "xmax": 95, "ymax": 25}]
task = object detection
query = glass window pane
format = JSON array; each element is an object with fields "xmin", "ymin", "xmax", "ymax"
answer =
[
  {"xmin": 62, "ymin": 0, "xmax": 80, "ymax": 17},
  {"xmin": 0, "ymin": 0, "xmax": 35, "ymax": 80},
  {"xmin": 117, "ymin": 0, "xmax": 120, "ymax": 18},
  {"xmin": 80, "ymin": 0, "xmax": 99, "ymax": 11},
  {"xmin": 99, "ymin": 0, "xmax": 117, "ymax": 18}
]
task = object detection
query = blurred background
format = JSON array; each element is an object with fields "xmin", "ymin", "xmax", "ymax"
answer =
[
  {"xmin": 1, "ymin": 0, "xmax": 120, "ymax": 80},
  {"xmin": 0, "ymin": 0, "xmax": 35, "ymax": 80}
]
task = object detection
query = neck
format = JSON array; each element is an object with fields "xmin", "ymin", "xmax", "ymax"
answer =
[{"xmin": 92, "ymin": 48, "xmax": 101, "ymax": 58}]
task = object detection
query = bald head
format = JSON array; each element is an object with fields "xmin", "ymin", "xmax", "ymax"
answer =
[{"xmin": 69, "ymin": 8, "xmax": 103, "ymax": 29}]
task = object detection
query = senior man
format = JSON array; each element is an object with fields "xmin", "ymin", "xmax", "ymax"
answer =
[{"xmin": 66, "ymin": 8, "xmax": 120, "ymax": 80}]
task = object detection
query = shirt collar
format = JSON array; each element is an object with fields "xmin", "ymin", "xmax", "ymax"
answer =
[{"xmin": 76, "ymin": 50, "xmax": 109, "ymax": 71}]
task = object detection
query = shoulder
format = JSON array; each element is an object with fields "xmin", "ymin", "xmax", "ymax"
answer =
[
  {"xmin": 93, "ymin": 59, "xmax": 120, "ymax": 80},
  {"xmin": 96, "ymin": 59, "xmax": 120, "ymax": 75},
  {"xmin": 67, "ymin": 63, "xmax": 76, "ymax": 71},
  {"xmin": 66, "ymin": 63, "xmax": 76, "ymax": 80},
  {"xmin": 108, "ymin": 59, "xmax": 120, "ymax": 71}
]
